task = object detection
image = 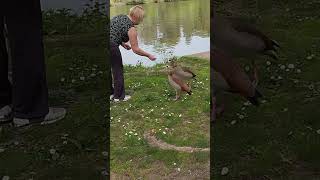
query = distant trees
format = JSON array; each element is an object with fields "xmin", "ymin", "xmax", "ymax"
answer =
[{"xmin": 42, "ymin": 0, "xmax": 107, "ymax": 35}]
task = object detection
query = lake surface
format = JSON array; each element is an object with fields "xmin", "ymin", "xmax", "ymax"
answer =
[{"xmin": 111, "ymin": 0, "xmax": 210, "ymax": 66}]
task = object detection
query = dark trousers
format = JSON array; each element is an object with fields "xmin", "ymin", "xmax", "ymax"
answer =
[
  {"xmin": 110, "ymin": 44, "xmax": 125, "ymax": 100},
  {"xmin": 0, "ymin": 0, "xmax": 49, "ymax": 119}
]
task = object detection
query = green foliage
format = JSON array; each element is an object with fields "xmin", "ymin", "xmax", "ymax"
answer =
[{"xmin": 42, "ymin": 0, "xmax": 108, "ymax": 35}]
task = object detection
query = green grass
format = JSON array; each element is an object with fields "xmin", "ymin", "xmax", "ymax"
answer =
[
  {"xmin": 213, "ymin": 1, "xmax": 320, "ymax": 179},
  {"xmin": 0, "ymin": 34, "xmax": 108, "ymax": 180},
  {"xmin": 110, "ymin": 57, "xmax": 210, "ymax": 178}
]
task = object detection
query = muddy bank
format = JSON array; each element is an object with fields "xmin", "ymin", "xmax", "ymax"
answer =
[{"xmin": 187, "ymin": 51, "xmax": 210, "ymax": 60}]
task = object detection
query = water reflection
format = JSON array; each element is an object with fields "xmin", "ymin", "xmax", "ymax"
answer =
[{"xmin": 110, "ymin": 0, "xmax": 210, "ymax": 66}]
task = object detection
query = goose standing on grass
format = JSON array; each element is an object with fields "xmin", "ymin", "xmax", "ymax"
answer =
[
  {"xmin": 168, "ymin": 59, "xmax": 196, "ymax": 81},
  {"xmin": 213, "ymin": 13, "xmax": 280, "ymax": 85},
  {"xmin": 211, "ymin": 49, "xmax": 262, "ymax": 118},
  {"xmin": 166, "ymin": 65, "xmax": 192, "ymax": 100}
]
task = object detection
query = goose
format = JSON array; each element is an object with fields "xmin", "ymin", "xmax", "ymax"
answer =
[
  {"xmin": 168, "ymin": 58, "xmax": 196, "ymax": 81},
  {"xmin": 213, "ymin": 14, "xmax": 280, "ymax": 59},
  {"xmin": 173, "ymin": 65, "xmax": 196, "ymax": 81},
  {"xmin": 166, "ymin": 65, "xmax": 192, "ymax": 100},
  {"xmin": 213, "ymin": 13, "xmax": 280, "ymax": 85},
  {"xmin": 211, "ymin": 49, "xmax": 262, "ymax": 117}
]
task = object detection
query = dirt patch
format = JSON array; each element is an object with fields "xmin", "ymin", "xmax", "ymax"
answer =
[
  {"xmin": 112, "ymin": 161, "xmax": 210, "ymax": 180},
  {"xmin": 144, "ymin": 131, "xmax": 210, "ymax": 153},
  {"xmin": 110, "ymin": 172, "xmax": 131, "ymax": 180}
]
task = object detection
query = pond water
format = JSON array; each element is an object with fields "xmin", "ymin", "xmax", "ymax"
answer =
[{"xmin": 111, "ymin": 0, "xmax": 210, "ymax": 66}]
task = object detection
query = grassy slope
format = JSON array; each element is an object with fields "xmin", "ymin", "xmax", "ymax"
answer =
[
  {"xmin": 110, "ymin": 57, "xmax": 210, "ymax": 178},
  {"xmin": 213, "ymin": 1, "xmax": 320, "ymax": 179},
  {"xmin": 0, "ymin": 34, "xmax": 108, "ymax": 180}
]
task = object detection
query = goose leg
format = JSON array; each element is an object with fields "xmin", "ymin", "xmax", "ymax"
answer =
[{"xmin": 174, "ymin": 90, "xmax": 181, "ymax": 101}]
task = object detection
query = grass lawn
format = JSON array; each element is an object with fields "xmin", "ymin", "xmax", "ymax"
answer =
[
  {"xmin": 110, "ymin": 57, "xmax": 210, "ymax": 179},
  {"xmin": 0, "ymin": 34, "xmax": 108, "ymax": 180},
  {"xmin": 213, "ymin": 0, "xmax": 320, "ymax": 179}
]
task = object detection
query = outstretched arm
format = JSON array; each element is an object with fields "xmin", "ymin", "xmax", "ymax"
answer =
[{"xmin": 128, "ymin": 27, "xmax": 156, "ymax": 61}]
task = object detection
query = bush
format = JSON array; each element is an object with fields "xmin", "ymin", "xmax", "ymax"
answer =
[{"xmin": 42, "ymin": 0, "xmax": 108, "ymax": 35}]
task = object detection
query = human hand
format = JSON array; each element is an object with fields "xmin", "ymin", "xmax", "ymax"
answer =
[
  {"xmin": 122, "ymin": 43, "xmax": 131, "ymax": 50},
  {"xmin": 148, "ymin": 54, "xmax": 156, "ymax": 61}
]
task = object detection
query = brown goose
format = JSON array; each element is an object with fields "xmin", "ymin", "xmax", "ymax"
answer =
[
  {"xmin": 213, "ymin": 13, "xmax": 280, "ymax": 84},
  {"xmin": 213, "ymin": 14, "xmax": 280, "ymax": 59},
  {"xmin": 168, "ymin": 58, "xmax": 196, "ymax": 80},
  {"xmin": 173, "ymin": 65, "xmax": 196, "ymax": 80},
  {"xmin": 166, "ymin": 65, "xmax": 192, "ymax": 100},
  {"xmin": 168, "ymin": 74, "xmax": 192, "ymax": 100},
  {"xmin": 211, "ymin": 49, "xmax": 262, "ymax": 117}
]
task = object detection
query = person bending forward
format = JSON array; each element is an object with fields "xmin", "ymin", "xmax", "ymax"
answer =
[{"xmin": 110, "ymin": 5, "xmax": 156, "ymax": 102}]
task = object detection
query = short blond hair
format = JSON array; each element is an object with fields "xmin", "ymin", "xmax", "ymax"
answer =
[{"xmin": 129, "ymin": 5, "xmax": 145, "ymax": 24}]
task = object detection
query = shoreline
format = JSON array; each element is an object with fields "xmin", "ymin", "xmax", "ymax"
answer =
[
  {"xmin": 122, "ymin": 51, "xmax": 211, "ymax": 67},
  {"xmin": 186, "ymin": 51, "xmax": 210, "ymax": 60},
  {"xmin": 110, "ymin": 1, "xmax": 147, "ymax": 7},
  {"xmin": 110, "ymin": 0, "xmax": 184, "ymax": 7},
  {"xmin": 110, "ymin": 2, "xmax": 127, "ymax": 7}
]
